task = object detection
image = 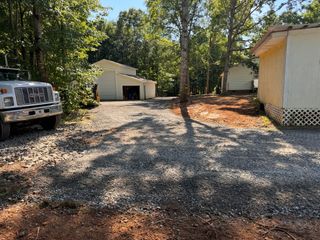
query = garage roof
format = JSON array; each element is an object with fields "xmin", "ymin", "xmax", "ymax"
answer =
[
  {"xmin": 94, "ymin": 59, "xmax": 137, "ymax": 70},
  {"xmin": 253, "ymin": 23, "xmax": 320, "ymax": 56},
  {"xmin": 119, "ymin": 74, "xmax": 157, "ymax": 84}
]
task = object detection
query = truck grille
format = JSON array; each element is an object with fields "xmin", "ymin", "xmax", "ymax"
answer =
[{"xmin": 14, "ymin": 87, "xmax": 54, "ymax": 106}]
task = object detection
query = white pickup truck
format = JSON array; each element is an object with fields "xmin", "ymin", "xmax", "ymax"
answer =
[{"xmin": 0, "ymin": 67, "xmax": 63, "ymax": 140}]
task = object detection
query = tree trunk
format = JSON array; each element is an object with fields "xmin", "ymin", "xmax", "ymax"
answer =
[
  {"xmin": 7, "ymin": 0, "xmax": 13, "ymax": 32},
  {"xmin": 222, "ymin": 0, "xmax": 236, "ymax": 94},
  {"xmin": 179, "ymin": 0, "xmax": 190, "ymax": 103},
  {"xmin": 7, "ymin": 0, "xmax": 18, "ymax": 57},
  {"xmin": 205, "ymin": 34, "xmax": 213, "ymax": 94},
  {"xmin": 32, "ymin": 2, "xmax": 48, "ymax": 82},
  {"xmin": 18, "ymin": 1, "xmax": 26, "ymax": 65}
]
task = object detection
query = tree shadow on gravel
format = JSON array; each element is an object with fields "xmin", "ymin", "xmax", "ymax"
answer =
[
  {"xmin": 0, "ymin": 124, "xmax": 77, "ymax": 150},
  {"xmin": 4, "ymin": 99, "xmax": 319, "ymax": 239},
  {"xmin": 0, "ymin": 171, "xmax": 31, "ymax": 209},
  {"xmin": 36, "ymin": 99, "xmax": 320, "ymax": 220}
]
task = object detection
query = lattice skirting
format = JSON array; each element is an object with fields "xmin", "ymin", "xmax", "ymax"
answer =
[
  {"xmin": 265, "ymin": 104, "xmax": 320, "ymax": 126},
  {"xmin": 283, "ymin": 109, "xmax": 320, "ymax": 126},
  {"xmin": 265, "ymin": 104, "xmax": 284, "ymax": 125}
]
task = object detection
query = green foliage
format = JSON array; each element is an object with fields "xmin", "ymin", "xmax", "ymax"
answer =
[
  {"xmin": 1, "ymin": 0, "xmax": 313, "ymax": 104},
  {"xmin": 57, "ymin": 66, "xmax": 102, "ymax": 113},
  {"xmin": 0, "ymin": 0, "xmax": 106, "ymax": 114},
  {"xmin": 272, "ymin": 0, "xmax": 319, "ymax": 25},
  {"xmin": 90, "ymin": 8, "xmax": 180, "ymax": 96},
  {"xmin": 79, "ymin": 83, "xmax": 100, "ymax": 109},
  {"xmin": 303, "ymin": 0, "xmax": 320, "ymax": 23},
  {"xmin": 189, "ymin": 26, "xmax": 225, "ymax": 94},
  {"xmin": 257, "ymin": 0, "xmax": 317, "ymax": 27},
  {"xmin": 146, "ymin": 0, "xmax": 203, "ymax": 101}
]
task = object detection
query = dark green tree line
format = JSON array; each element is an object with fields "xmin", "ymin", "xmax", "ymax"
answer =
[
  {"xmin": 2, "ymin": 0, "xmax": 316, "ymax": 109},
  {"xmin": 89, "ymin": 8, "xmax": 180, "ymax": 97},
  {"xmin": 0, "ymin": 0, "xmax": 106, "ymax": 113}
]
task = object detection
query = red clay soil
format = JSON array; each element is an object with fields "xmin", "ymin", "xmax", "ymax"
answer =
[
  {"xmin": 1, "ymin": 203, "xmax": 320, "ymax": 240},
  {"xmin": 172, "ymin": 95, "xmax": 274, "ymax": 129}
]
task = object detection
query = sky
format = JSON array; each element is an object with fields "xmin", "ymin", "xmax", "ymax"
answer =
[
  {"xmin": 100, "ymin": 0, "xmax": 146, "ymax": 21},
  {"xmin": 100, "ymin": 0, "xmax": 305, "ymax": 21}
]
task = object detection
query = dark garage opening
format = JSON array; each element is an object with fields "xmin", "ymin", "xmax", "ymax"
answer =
[{"xmin": 123, "ymin": 86, "xmax": 140, "ymax": 100}]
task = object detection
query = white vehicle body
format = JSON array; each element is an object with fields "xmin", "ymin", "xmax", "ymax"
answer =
[{"xmin": 0, "ymin": 67, "xmax": 63, "ymax": 139}]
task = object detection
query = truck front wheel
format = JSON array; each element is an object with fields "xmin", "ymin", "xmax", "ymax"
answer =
[
  {"xmin": 41, "ymin": 115, "xmax": 61, "ymax": 130},
  {"xmin": 0, "ymin": 121, "xmax": 11, "ymax": 141}
]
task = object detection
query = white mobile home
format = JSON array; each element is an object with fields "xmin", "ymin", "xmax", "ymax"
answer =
[
  {"xmin": 253, "ymin": 23, "xmax": 320, "ymax": 126},
  {"xmin": 221, "ymin": 64, "xmax": 255, "ymax": 92},
  {"xmin": 93, "ymin": 59, "xmax": 156, "ymax": 101}
]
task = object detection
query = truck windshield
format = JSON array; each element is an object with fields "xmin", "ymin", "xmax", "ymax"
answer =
[{"xmin": 0, "ymin": 69, "xmax": 29, "ymax": 81}]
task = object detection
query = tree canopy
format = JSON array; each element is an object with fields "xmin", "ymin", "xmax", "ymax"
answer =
[
  {"xmin": 1, "ymin": 0, "xmax": 318, "ymax": 108},
  {"xmin": 0, "ymin": 0, "xmax": 106, "ymax": 112}
]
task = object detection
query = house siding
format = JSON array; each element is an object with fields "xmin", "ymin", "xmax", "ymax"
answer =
[
  {"xmin": 145, "ymin": 82, "xmax": 156, "ymax": 99},
  {"xmin": 283, "ymin": 28, "xmax": 320, "ymax": 109},
  {"xmin": 258, "ymin": 39, "xmax": 286, "ymax": 108},
  {"xmin": 96, "ymin": 70, "xmax": 116, "ymax": 100},
  {"xmin": 254, "ymin": 25, "xmax": 320, "ymax": 126},
  {"xmin": 227, "ymin": 65, "xmax": 254, "ymax": 91}
]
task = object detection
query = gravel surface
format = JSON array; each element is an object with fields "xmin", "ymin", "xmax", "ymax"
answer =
[
  {"xmin": 0, "ymin": 125, "xmax": 87, "ymax": 168},
  {"xmin": 1, "ymin": 98, "xmax": 320, "ymax": 218}
]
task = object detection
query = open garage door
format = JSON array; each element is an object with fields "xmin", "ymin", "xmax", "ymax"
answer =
[{"xmin": 123, "ymin": 86, "xmax": 140, "ymax": 100}]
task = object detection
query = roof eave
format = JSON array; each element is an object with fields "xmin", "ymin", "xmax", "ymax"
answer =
[
  {"xmin": 252, "ymin": 23, "xmax": 320, "ymax": 56},
  {"xmin": 118, "ymin": 73, "xmax": 156, "ymax": 84},
  {"xmin": 253, "ymin": 31, "xmax": 288, "ymax": 57},
  {"xmin": 93, "ymin": 59, "xmax": 137, "ymax": 70}
]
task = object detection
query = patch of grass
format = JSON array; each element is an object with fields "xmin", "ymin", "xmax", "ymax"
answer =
[
  {"xmin": 62, "ymin": 109, "xmax": 89, "ymax": 123},
  {"xmin": 59, "ymin": 200, "xmax": 82, "ymax": 209},
  {"xmin": 39, "ymin": 199, "xmax": 82, "ymax": 210},
  {"xmin": 261, "ymin": 115, "xmax": 272, "ymax": 127}
]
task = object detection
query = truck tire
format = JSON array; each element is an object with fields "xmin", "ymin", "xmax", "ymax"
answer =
[
  {"xmin": 41, "ymin": 115, "xmax": 61, "ymax": 130},
  {"xmin": 0, "ymin": 121, "xmax": 11, "ymax": 141}
]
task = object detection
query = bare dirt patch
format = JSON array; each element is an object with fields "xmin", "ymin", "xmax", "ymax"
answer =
[
  {"xmin": 172, "ymin": 95, "xmax": 274, "ymax": 129},
  {"xmin": 0, "ymin": 203, "xmax": 319, "ymax": 240}
]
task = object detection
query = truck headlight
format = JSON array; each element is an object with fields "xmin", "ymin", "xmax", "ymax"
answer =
[
  {"xmin": 4, "ymin": 97, "xmax": 14, "ymax": 107},
  {"xmin": 54, "ymin": 92, "xmax": 60, "ymax": 102}
]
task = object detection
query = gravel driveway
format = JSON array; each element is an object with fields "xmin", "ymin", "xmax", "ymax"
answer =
[{"xmin": 2, "ymin": 98, "xmax": 320, "ymax": 218}]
